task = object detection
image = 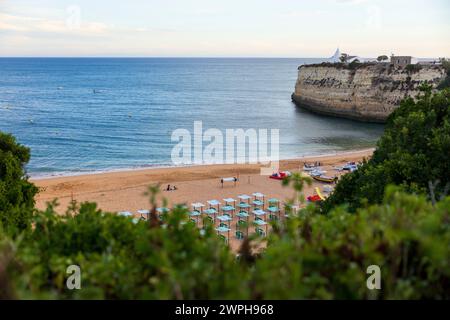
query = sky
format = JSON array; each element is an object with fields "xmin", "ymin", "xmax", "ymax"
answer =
[{"xmin": 0, "ymin": 0, "xmax": 449, "ymax": 57}]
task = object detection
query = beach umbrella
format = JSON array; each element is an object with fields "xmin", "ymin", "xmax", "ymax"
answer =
[
  {"xmin": 221, "ymin": 198, "xmax": 236, "ymax": 218},
  {"xmin": 253, "ymin": 219, "xmax": 269, "ymax": 236},
  {"xmin": 189, "ymin": 210, "xmax": 202, "ymax": 225},
  {"xmin": 207, "ymin": 199, "xmax": 221, "ymax": 212},
  {"xmin": 223, "ymin": 198, "xmax": 236, "ymax": 206},
  {"xmin": 238, "ymin": 202, "xmax": 251, "ymax": 209},
  {"xmin": 238, "ymin": 194, "xmax": 251, "ymax": 203},
  {"xmin": 215, "ymin": 226, "xmax": 231, "ymax": 243},
  {"xmin": 216, "ymin": 214, "xmax": 232, "ymax": 227},
  {"xmin": 118, "ymin": 211, "xmax": 133, "ymax": 218},
  {"xmin": 252, "ymin": 192, "xmax": 265, "ymax": 209},
  {"xmin": 137, "ymin": 209, "xmax": 150, "ymax": 219},
  {"xmin": 268, "ymin": 198, "xmax": 280, "ymax": 207},
  {"xmin": 191, "ymin": 202, "xmax": 205, "ymax": 213},
  {"xmin": 252, "ymin": 209, "xmax": 267, "ymax": 221},
  {"xmin": 203, "ymin": 207, "xmax": 217, "ymax": 217},
  {"xmin": 236, "ymin": 211, "xmax": 250, "ymax": 235},
  {"xmin": 220, "ymin": 205, "xmax": 235, "ymax": 218}
]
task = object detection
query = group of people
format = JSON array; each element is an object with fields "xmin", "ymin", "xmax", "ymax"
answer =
[
  {"xmin": 165, "ymin": 184, "xmax": 178, "ymax": 191},
  {"xmin": 304, "ymin": 161, "xmax": 322, "ymax": 168}
]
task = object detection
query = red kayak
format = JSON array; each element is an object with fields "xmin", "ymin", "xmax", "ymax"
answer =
[
  {"xmin": 307, "ymin": 194, "xmax": 322, "ymax": 202},
  {"xmin": 270, "ymin": 171, "xmax": 291, "ymax": 180}
]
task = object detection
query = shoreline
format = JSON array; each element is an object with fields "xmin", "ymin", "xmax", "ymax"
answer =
[
  {"xmin": 33, "ymin": 148, "xmax": 374, "ymax": 251},
  {"xmin": 29, "ymin": 148, "xmax": 375, "ymax": 181},
  {"xmin": 33, "ymin": 148, "xmax": 374, "ymax": 211}
]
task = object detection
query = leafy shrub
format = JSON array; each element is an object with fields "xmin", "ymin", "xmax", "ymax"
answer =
[
  {"xmin": 324, "ymin": 88, "xmax": 450, "ymax": 212},
  {"xmin": 2, "ymin": 199, "xmax": 245, "ymax": 299},
  {"xmin": 256, "ymin": 187, "xmax": 450, "ymax": 299},
  {"xmin": 1, "ymin": 186, "xmax": 449, "ymax": 299},
  {"xmin": 405, "ymin": 64, "xmax": 422, "ymax": 73},
  {"xmin": 437, "ymin": 58, "xmax": 450, "ymax": 90},
  {"xmin": 348, "ymin": 59, "xmax": 361, "ymax": 70},
  {"xmin": 0, "ymin": 132, "xmax": 37, "ymax": 233}
]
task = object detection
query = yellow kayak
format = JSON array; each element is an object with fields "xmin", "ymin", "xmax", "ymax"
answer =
[{"xmin": 313, "ymin": 175, "xmax": 338, "ymax": 183}]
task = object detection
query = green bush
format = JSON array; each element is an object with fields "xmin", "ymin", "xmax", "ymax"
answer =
[
  {"xmin": 1, "ymin": 186, "xmax": 448, "ymax": 299},
  {"xmin": 437, "ymin": 58, "xmax": 450, "ymax": 90},
  {"xmin": 405, "ymin": 64, "xmax": 422, "ymax": 73},
  {"xmin": 324, "ymin": 88, "xmax": 450, "ymax": 212},
  {"xmin": 0, "ymin": 132, "xmax": 37, "ymax": 233},
  {"xmin": 257, "ymin": 187, "xmax": 450, "ymax": 299},
  {"xmin": 1, "ymin": 200, "xmax": 244, "ymax": 299}
]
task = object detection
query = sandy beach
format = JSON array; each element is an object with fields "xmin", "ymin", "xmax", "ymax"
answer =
[
  {"xmin": 31, "ymin": 149, "xmax": 373, "ymax": 251},
  {"xmin": 33, "ymin": 149, "xmax": 373, "ymax": 212}
]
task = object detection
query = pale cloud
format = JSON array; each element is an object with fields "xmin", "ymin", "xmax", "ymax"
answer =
[
  {"xmin": 0, "ymin": 12, "xmax": 109, "ymax": 35},
  {"xmin": 335, "ymin": 0, "xmax": 369, "ymax": 5},
  {"xmin": 0, "ymin": 0, "xmax": 448, "ymax": 57}
]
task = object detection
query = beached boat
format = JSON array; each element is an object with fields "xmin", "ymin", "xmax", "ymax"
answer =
[
  {"xmin": 343, "ymin": 162, "xmax": 358, "ymax": 172},
  {"xmin": 309, "ymin": 169, "xmax": 326, "ymax": 177},
  {"xmin": 303, "ymin": 163, "xmax": 321, "ymax": 171},
  {"xmin": 313, "ymin": 175, "xmax": 338, "ymax": 183},
  {"xmin": 307, "ymin": 188, "xmax": 327, "ymax": 202},
  {"xmin": 307, "ymin": 194, "xmax": 322, "ymax": 202},
  {"xmin": 269, "ymin": 171, "xmax": 291, "ymax": 180}
]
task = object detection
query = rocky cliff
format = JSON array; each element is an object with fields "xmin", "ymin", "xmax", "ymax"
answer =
[{"xmin": 291, "ymin": 62, "xmax": 446, "ymax": 122}]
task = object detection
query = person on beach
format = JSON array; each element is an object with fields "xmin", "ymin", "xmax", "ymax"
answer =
[{"xmin": 165, "ymin": 184, "xmax": 177, "ymax": 191}]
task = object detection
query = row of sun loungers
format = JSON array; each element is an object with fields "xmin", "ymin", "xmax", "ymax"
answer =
[{"xmin": 118, "ymin": 193, "xmax": 300, "ymax": 243}]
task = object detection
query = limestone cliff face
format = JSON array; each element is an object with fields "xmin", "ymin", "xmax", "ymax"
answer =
[{"xmin": 291, "ymin": 63, "xmax": 446, "ymax": 122}]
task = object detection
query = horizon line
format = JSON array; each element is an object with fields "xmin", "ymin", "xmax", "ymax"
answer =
[{"xmin": 0, "ymin": 55, "xmax": 446, "ymax": 59}]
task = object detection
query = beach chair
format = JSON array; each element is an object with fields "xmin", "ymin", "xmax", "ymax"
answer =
[
  {"xmin": 204, "ymin": 215, "xmax": 214, "ymax": 224},
  {"xmin": 255, "ymin": 228, "xmax": 266, "ymax": 237},
  {"xmin": 252, "ymin": 192, "xmax": 265, "ymax": 209},
  {"xmin": 219, "ymin": 234, "xmax": 228, "ymax": 243},
  {"xmin": 137, "ymin": 209, "xmax": 150, "ymax": 220},
  {"xmin": 118, "ymin": 211, "xmax": 133, "ymax": 218},
  {"xmin": 236, "ymin": 219, "xmax": 247, "ymax": 229},
  {"xmin": 191, "ymin": 203, "xmax": 205, "ymax": 214},
  {"xmin": 235, "ymin": 230, "xmax": 244, "ymax": 240}
]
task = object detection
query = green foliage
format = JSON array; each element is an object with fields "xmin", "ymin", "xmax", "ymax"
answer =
[
  {"xmin": 437, "ymin": 58, "xmax": 450, "ymax": 90},
  {"xmin": 256, "ymin": 187, "xmax": 450, "ymax": 299},
  {"xmin": 405, "ymin": 64, "xmax": 422, "ymax": 73},
  {"xmin": 339, "ymin": 53, "xmax": 349, "ymax": 63},
  {"xmin": 348, "ymin": 59, "xmax": 361, "ymax": 70},
  {"xmin": 2, "ymin": 200, "xmax": 244, "ymax": 299},
  {"xmin": 1, "ymin": 186, "xmax": 448, "ymax": 299},
  {"xmin": 0, "ymin": 132, "xmax": 37, "ymax": 233},
  {"xmin": 324, "ymin": 88, "xmax": 450, "ymax": 212},
  {"xmin": 439, "ymin": 58, "xmax": 450, "ymax": 72},
  {"xmin": 377, "ymin": 55, "xmax": 389, "ymax": 62}
]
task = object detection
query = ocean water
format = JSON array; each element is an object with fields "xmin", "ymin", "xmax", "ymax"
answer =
[{"xmin": 0, "ymin": 58, "xmax": 384, "ymax": 177}]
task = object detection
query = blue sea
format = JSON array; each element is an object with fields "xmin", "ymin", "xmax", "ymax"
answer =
[{"xmin": 0, "ymin": 58, "xmax": 384, "ymax": 178}]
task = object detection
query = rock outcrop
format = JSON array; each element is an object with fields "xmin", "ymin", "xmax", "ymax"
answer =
[{"xmin": 291, "ymin": 62, "xmax": 446, "ymax": 122}]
